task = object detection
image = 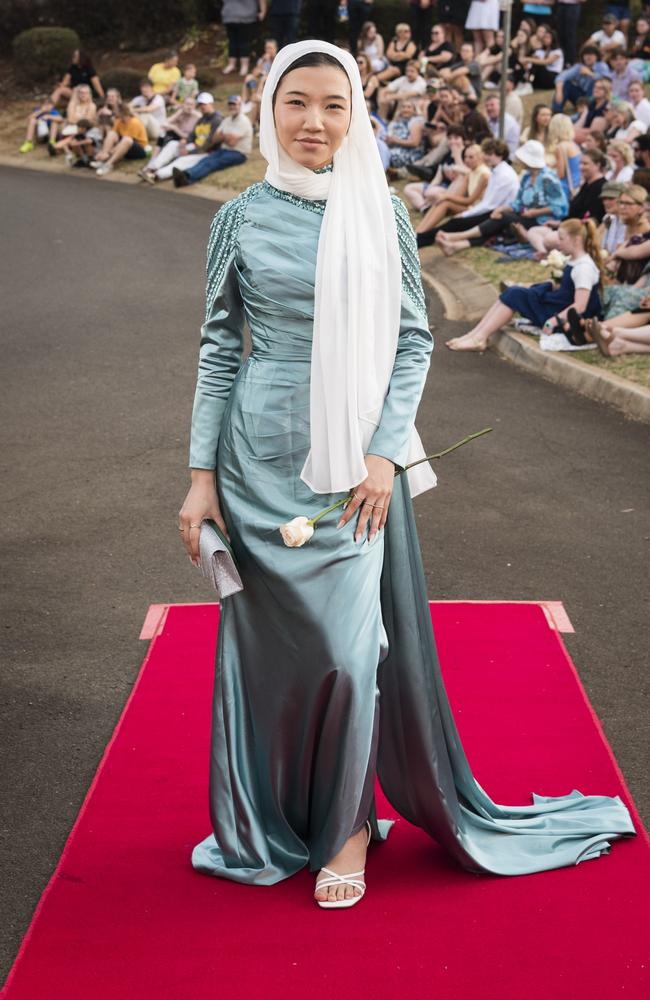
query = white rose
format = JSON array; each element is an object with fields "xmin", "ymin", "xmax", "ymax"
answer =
[{"xmin": 279, "ymin": 515, "xmax": 315, "ymax": 547}]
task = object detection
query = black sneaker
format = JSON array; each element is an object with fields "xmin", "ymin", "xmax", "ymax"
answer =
[
  {"xmin": 172, "ymin": 167, "xmax": 190, "ymax": 188},
  {"xmin": 47, "ymin": 142, "xmax": 57, "ymax": 157}
]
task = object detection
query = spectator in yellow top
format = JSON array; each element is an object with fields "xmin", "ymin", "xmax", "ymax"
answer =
[
  {"xmin": 92, "ymin": 103, "xmax": 149, "ymax": 176},
  {"xmin": 148, "ymin": 52, "xmax": 181, "ymax": 97}
]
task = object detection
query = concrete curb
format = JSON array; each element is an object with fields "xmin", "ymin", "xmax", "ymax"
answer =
[{"xmin": 420, "ymin": 251, "xmax": 650, "ymax": 424}]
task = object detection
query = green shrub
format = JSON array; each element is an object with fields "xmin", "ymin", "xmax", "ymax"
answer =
[
  {"xmin": 12, "ymin": 26, "xmax": 80, "ymax": 83},
  {"xmin": 101, "ymin": 68, "xmax": 145, "ymax": 99}
]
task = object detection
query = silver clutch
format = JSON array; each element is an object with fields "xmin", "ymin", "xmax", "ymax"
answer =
[{"xmin": 197, "ymin": 519, "xmax": 243, "ymax": 599}]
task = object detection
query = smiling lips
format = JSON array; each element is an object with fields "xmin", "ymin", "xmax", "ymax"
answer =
[{"xmin": 298, "ymin": 138, "xmax": 325, "ymax": 145}]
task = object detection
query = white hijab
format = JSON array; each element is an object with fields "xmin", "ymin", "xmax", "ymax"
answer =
[{"xmin": 259, "ymin": 39, "xmax": 436, "ymax": 499}]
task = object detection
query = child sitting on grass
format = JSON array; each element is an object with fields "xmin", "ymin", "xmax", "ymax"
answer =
[
  {"xmin": 446, "ymin": 217, "xmax": 604, "ymax": 351},
  {"xmin": 19, "ymin": 99, "xmax": 62, "ymax": 153}
]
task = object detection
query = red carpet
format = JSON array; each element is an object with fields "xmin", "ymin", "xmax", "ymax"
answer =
[{"xmin": 3, "ymin": 602, "xmax": 648, "ymax": 1000}]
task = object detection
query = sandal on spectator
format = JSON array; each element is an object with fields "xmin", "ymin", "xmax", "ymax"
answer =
[{"xmin": 565, "ymin": 307, "xmax": 588, "ymax": 346}]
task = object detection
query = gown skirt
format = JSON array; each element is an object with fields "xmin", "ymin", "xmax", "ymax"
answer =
[{"xmin": 189, "ymin": 181, "xmax": 636, "ymax": 885}]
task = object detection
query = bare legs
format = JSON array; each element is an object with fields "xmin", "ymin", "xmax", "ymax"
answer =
[
  {"xmin": 416, "ymin": 196, "xmax": 463, "ymax": 232},
  {"xmin": 446, "ymin": 301, "xmax": 514, "ymax": 350},
  {"xmin": 592, "ymin": 315, "xmax": 650, "ymax": 355},
  {"xmin": 513, "ymin": 224, "xmax": 560, "ymax": 259},
  {"xmin": 435, "ymin": 228, "xmax": 478, "ymax": 255}
]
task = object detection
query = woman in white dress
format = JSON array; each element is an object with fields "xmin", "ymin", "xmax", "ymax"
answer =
[{"xmin": 465, "ymin": 0, "xmax": 501, "ymax": 54}]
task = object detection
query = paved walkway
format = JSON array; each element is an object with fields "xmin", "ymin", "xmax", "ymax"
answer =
[{"xmin": 1, "ymin": 167, "xmax": 648, "ymax": 982}]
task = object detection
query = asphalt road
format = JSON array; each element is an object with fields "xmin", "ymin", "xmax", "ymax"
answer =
[{"xmin": 1, "ymin": 166, "xmax": 648, "ymax": 983}]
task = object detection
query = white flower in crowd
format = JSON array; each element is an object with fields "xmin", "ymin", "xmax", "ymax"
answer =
[
  {"xmin": 279, "ymin": 516, "xmax": 315, "ymax": 547},
  {"xmin": 541, "ymin": 249, "xmax": 569, "ymax": 270}
]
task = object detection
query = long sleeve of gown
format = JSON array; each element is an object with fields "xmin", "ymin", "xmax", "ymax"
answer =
[
  {"xmin": 366, "ymin": 195, "xmax": 433, "ymax": 472},
  {"xmin": 189, "ymin": 197, "xmax": 246, "ymax": 470}
]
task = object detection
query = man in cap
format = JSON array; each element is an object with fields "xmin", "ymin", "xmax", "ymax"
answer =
[
  {"xmin": 173, "ymin": 94, "xmax": 253, "ymax": 187},
  {"xmin": 138, "ymin": 91, "xmax": 222, "ymax": 182},
  {"xmin": 599, "ymin": 180, "xmax": 627, "ymax": 255}
]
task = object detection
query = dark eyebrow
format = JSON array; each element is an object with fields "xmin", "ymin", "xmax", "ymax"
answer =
[{"xmin": 284, "ymin": 90, "xmax": 349, "ymax": 101}]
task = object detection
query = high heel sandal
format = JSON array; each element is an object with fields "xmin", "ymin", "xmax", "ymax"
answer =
[{"xmin": 314, "ymin": 820, "xmax": 372, "ymax": 910}]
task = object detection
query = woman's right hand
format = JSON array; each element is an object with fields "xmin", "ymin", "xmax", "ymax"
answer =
[{"xmin": 178, "ymin": 469, "xmax": 230, "ymax": 566}]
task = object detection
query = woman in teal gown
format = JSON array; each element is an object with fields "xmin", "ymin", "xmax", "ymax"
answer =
[{"xmin": 179, "ymin": 41, "xmax": 636, "ymax": 905}]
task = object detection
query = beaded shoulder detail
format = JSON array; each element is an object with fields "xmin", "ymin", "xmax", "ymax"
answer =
[
  {"xmin": 391, "ymin": 194, "xmax": 428, "ymax": 320},
  {"xmin": 261, "ymin": 180, "xmax": 327, "ymax": 215},
  {"xmin": 204, "ymin": 182, "xmax": 265, "ymax": 320}
]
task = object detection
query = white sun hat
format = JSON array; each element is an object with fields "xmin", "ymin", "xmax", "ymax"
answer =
[{"xmin": 515, "ymin": 139, "xmax": 547, "ymax": 170}]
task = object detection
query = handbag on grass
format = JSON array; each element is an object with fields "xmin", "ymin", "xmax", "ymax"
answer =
[{"xmin": 197, "ymin": 518, "xmax": 243, "ymax": 599}]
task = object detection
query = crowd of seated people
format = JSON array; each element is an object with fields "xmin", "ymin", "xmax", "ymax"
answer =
[{"xmin": 15, "ymin": 8, "xmax": 650, "ymax": 357}]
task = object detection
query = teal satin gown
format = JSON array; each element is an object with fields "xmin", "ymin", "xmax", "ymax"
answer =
[{"xmin": 188, "ymin": 167, "xmax": 636, "ymax": 884}]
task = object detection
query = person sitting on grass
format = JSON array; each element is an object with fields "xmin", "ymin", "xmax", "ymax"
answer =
[
  {"xmin": 48, "ymin": 83, "xmax": 97, "ymax": 150},
  {"xmin": 446, "ymin": 217, "xmax": 604, "ymax": 352},
  {"xmin": 138, "ymin": 92, "xmax": 222, "ymax": 184},
  {"xmin": 410, "ymin": 142, "xmax": 490, "ymax": 230},
  {"xmin": 172, "ymin": 94, "xmax": 252, "ymax": 188},
  {"xmin": 596, "ymin": 181, "xmax": 628, "ymax": 254},
  {"xmin": 129, "ymin": 79, "xmax": 167, "ymax": 141},
  {"xmin": 511, "ymin": 149, "xmax": 609, "ymax": 259},
  {"xmin": 65, "ymin": 118, "xmax": 97, "ymax": 167},
  {"xmin": 589, "ymin": 294, "xmax": 650, "ymax": 356},
  {"xmin": 91, "ymin": 102, "xmax": 149, "ymax": 177},
  {"xmin": 551, "ymin": 44, "xmax": 610, "ymax": 114},
  {"xmin": 170, "ymin": 63, "xmax": 199, "ymax": 106},
  {"xmin": 147, "ymin": 51, "xmax": 181, "ymax": 99},
  {"xmin": 436, "ymin": 139, "xmax": 568, "ymax": 256},
  {"xmin": 416, "ymin": 136, "xmax": 519, "ymax": 246},
  {"xmin": 49, "ymin": 48, "xmax": 104, "ymax": 105},
  {"xmin": 52, "ymin": 118, "xmax": 96, "ymax": 167},
  {"xmin": 155, "ymin": 97, "xmax": 201, "ymax": 150},
  {"xmin": 19, "ymin": 99, "xmax": 62, "ymax": 153}
]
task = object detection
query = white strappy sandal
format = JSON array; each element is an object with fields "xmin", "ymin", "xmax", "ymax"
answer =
[{"xmin": 314, "ymin": 820, "xmax": 372, "ymax": 909}]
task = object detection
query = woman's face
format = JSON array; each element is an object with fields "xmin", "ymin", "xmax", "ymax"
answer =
[
  {"xmin": 593, "ymin": 82, "xmax": 607, "ymax": 102},
  {"xmin": 367, "ymin": 23, "xmax": 376, "ymax": 40},
  {"xmin": 107, "ymin": 88, "xmax": 120, "ymax": 105},
  {"xmin": 397, "ymin": 26, "xmax": 411, "ymax": 41},
  {"xmin": 618, "ymin": 194, "xmax": 643, "ymax": 224},
  {"xmin": 608, "ymin": 146, "xmax": 624, "ymax": 170},
  {"xmin": 629, "ymin": 82, "xmax": 644, "ymax": 104},
  {"xmin": 541, "ymin": 29, "xmax": 553, "ymax": 47},
  {"xmin": 636, "ymin": 17, "xmax": 650, "ymax": 35},
  {"xmin": 537, "ymin": 107, "xmax": 552, "ymax": 129},
  {"xmin": 464, "ymin": 145, "xmax": 480, "ymax": 169},
  {"xmin": 273, "ymin": 64, "xmax": 352, "ymax": 170},
  {"xmin": 77, "ymin": 85, "xmax": 91, "ymax": 102},
  {"xmin": 611, "ymin": 109, "xmax": 625, "ymax": 128},
  {"xmin": 448, "ymin": 133, "xmax": 463, "ymax": 150},
  {"xmin": 357, "ymin": 55, "xmax": 370, "ymax": 75},
  {"xmin": 400, "ymin": 101, "xmax": 415, "ymax": 119}
]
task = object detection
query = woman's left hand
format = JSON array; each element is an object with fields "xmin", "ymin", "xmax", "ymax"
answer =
[{"xmin": 337, "ymin": 454, "xmax": 395, "ymax": 543}]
